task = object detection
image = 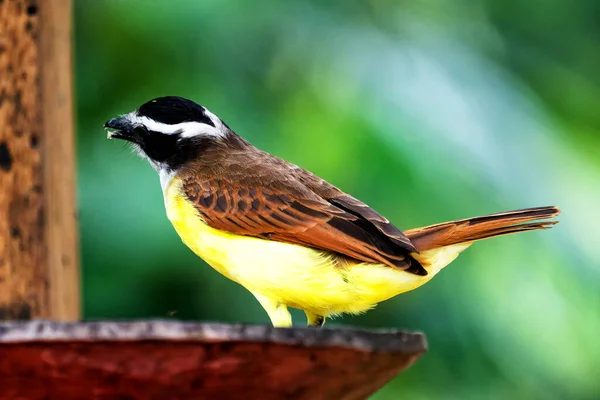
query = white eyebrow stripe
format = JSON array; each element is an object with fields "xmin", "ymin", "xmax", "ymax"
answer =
[
  {"xmin": 125, "ymin": 113, "xmax": 225, "ymax": 138},
  {"xmin": 202, "ymin": 108, "xmax": 221, "ymax": 128}
]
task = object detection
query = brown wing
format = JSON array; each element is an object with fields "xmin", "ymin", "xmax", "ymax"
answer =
[
  {"xmin": 291, "ymin": 166, "xmax": 418, "ymax": 255},
  {"xmin": 181, "ymin": 151, "xmax": 426, "ymax": 275}
]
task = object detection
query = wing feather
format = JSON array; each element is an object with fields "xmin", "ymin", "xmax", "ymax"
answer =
[{"xmin": 180, "ymin": 151, "xmax": 425, "ymax": 275}]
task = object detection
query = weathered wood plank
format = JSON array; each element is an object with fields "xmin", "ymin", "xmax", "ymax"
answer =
[{"xmin": 0, "ymin": 0, "xmax": 79, "ymax": 321}]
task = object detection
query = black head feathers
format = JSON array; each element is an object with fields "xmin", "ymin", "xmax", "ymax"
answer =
[{"xmin": 137, "ymin": 96, "xmax": 215, "ymax": 127}]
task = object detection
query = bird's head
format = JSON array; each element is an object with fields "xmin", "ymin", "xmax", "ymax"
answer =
[{"xmin": 104, "ymin": 96, "xmax": 244, "ymax": 171}]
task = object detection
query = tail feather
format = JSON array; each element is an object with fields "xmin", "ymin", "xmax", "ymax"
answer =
[{"xmin": 404, "ymin": 206, "xmax": 560, "ymax": 253}]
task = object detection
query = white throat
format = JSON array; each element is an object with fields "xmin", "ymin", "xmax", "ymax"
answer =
[
  {"xmin": 156, "ymin": 165, "xmax": 178, "ymax": 213},
  {"xmin": 158, "ymin": 167, "xmax": 177, "ymax": 195}
]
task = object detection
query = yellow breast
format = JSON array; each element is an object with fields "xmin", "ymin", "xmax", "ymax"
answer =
[{"xmin": 163, "ymin": 178, "xmax": 446, "ymax": 317}]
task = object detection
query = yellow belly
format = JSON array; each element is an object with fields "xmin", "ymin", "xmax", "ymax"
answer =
[{"xmin": 164, "ymin": 178, "xmax": 466, "ymax": 318}]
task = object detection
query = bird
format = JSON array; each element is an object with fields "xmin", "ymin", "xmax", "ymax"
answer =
[{"xmin": 105, "ymin": 96, "xmax": 560, "ymax": 328}]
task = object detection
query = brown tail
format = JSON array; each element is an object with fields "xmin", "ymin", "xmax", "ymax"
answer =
[{"xmin": 404, "ymin": 206, "xmax": 560, "ymax": 252}]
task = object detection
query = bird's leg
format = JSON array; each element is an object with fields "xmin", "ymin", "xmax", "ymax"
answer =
[
  {"xmin": 251, "ymin": 292, "xmax": 292, "ymax": 328},
  {"xmin": 305, "ymin": 311, "xmax": 326, "ymax": 327}
]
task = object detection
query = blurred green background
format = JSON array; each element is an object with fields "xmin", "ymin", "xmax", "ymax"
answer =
[{"xmin": 74, "ymin": 1, "xmax": 599, "ymax": 398}]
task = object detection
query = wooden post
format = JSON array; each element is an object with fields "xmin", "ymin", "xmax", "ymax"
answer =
[{"xmin": 0, "ymin": 0, "xmax": 79, "ymax": 321}]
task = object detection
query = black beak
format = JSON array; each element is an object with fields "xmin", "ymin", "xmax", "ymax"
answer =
[{"xmin": 104, "ymin": 117, "xmax": 135, "ymax": 141}]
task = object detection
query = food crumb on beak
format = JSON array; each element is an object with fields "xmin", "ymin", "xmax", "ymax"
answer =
[{"xmin": 106, "ymin": 129, "xmax": 117, "ymax": 139}]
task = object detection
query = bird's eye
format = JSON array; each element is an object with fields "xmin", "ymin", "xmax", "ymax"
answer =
[{"xmin": 134, "ymin": 126, "xmax": 149, "ymax": 135}]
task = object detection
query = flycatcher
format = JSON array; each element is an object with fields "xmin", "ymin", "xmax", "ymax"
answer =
[{"xmin": 105, "ymin": 96, "xmax": 559, "ymax": 327}]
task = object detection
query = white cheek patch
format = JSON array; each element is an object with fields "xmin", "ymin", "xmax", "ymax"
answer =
[{"xmin": 124, "ymin": 113, "xmax": 226, "ymax": 139}]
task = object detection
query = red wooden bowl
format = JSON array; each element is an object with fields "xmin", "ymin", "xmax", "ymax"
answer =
[{"xmin": 0, "ymin": 320, "xmax": 426, "ymax": 400}]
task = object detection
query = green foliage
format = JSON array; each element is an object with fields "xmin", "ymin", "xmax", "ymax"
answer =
[{"xmin": 75, "ymin": 1, "xmax": 599, "ymax": 398}]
